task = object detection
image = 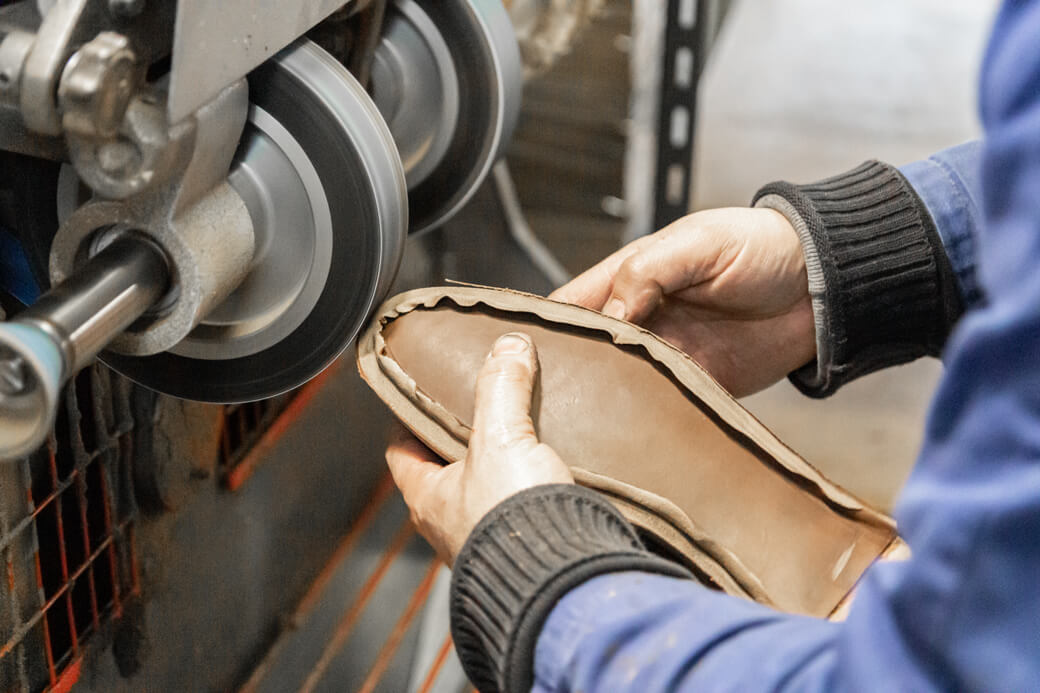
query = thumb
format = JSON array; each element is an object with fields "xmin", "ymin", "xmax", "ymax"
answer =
[{"xmin": 471, "ymin": 332, "xmax": 539, "ymax": 450}]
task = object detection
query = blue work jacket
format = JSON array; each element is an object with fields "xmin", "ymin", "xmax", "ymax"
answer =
[{"xmin": 532, "ymin": 2, "xmax": 1040, "ymax": 690}]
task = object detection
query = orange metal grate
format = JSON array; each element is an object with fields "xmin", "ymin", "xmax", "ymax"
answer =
[
  {"xmin": 0, "ymin": 365, "xmax": 139, "ymax": 693},
  {"xmin": 240, "ymin": 475, "xmax": 458, "ymax": 693},
  {"xmin": 219, "ymin": 360, "xmax": 342, "ymax": 492},
  {"xmin": 218, "ymin": 396, "xmax": 294, "ymax": 481}
]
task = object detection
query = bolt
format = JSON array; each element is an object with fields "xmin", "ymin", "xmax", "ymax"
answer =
[
  {"xmin": 109, "ymin": 0, "xmax": 145, "ymax": 19},
  {"xmin": 0, "ymin": 355, "xmax": 26, "ymax": 395},
  {"xmin": 97, "ymin": 139, "xmax": 142, "ymax": 177}
]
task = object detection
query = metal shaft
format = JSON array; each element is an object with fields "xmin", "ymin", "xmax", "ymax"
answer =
[
  {"xmin": 22, "ymin": 235, "xmax": 170, "ymax": 374},
  {"xmin": 0, "ymin": 234, "xmax": 169, "ymax": 460}
]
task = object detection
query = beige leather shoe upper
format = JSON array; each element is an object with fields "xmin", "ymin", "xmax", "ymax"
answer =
[{"xmin": 357, "ymin": 285, "xmax": 900, "ymax": 618}]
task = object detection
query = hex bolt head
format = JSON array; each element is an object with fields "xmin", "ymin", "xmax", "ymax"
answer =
[
  {"xmin": 97, "ymin": 139, "xmax": 142, "ymax": 176},
  {"xmin": 0, "ymin": 354, "xmax": 27, "ymax": 396}
]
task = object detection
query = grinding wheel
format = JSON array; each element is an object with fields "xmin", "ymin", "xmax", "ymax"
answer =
[
  {"xmin": 371, "ymin": 0, "xmax": 522, "ymax": 234},
  {"xmin": 97, "ymin": 39, "xmax": 408, "ymax": 402}
]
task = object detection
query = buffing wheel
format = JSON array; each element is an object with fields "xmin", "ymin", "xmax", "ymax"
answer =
[
  {"xmin": 372, "ymin": 0, "xmax": 522, "ymax": 234},
  {"xmin": 98, "ymin": 39, "xmax": 408, "ymax": 402},
  {"xmin": 370, "ymin": 0, "xmax": 460, "ymax": 190}
]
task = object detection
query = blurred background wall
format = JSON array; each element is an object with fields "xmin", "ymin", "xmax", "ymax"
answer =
[
  {"xmin": 693, "ymin": 0, "xmax": 997, "ymax": 510},
  {"xmin": 511, "ymin": 0, "xmax": 1000, "ymax": 511}
]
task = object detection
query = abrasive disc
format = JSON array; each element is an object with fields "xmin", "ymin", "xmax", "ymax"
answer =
[
  {"xmin": 375, "ymin": 0, "xmax": 522, "ymax": 234},
  {"xmin": 101, "ymin": 39, "xmax": 408, "ymax": 402}
]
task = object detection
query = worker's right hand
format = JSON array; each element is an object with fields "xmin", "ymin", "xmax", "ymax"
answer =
[{"xmin": 550, "ymin": 207, "xmax": 815, "ymax": 397}]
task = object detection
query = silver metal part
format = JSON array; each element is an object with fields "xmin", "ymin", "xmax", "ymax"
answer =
[
  {"xmin": 0, "ymin": 330, "xmax": 61, "ymax": 461},
  {"xmin": 402, "ymin": 0, "xmax": 522, "ymax": 233},
  {"xmin": 58, "ymin": 31, "xmax": 137, "ymax": 139},
  {"xmin": 7, "ymin": 0, "xmax": 172, "ymax": 145},
  {"xmin": 25, "ymin": 233, "xmax": 169, "ymax": 373},
  {"xmin": 52, "ymin": 79, "xmax": 255, "ymax": 355},
  {"xmin": 0, "ymin": 356, "xmax": 27, "ymax": 396},
  {"xmin": 173, "ymin": 103, "xmax": 333, "ymax": 360},
  {"xmin": 168, "ymin": 0, "xmax": 356, "ymax": 123},
  {"xmin": 20, "ymin": 0, "xmax": 91, "ymax": 134},
  {"xmin": 371, "ymin": 0, "xmax": 459, "ymax": 189},
  {"xmin": 100, "ymin": 39, "xmax": 407, "ymax": 403},
  {"xmin": 0, "ymin": 235, "xmax": 168, "ymax": 460},
  {"xmin": 64, "ymin": 86, "xmax": 192, "ymax": 199},
  {"xmin": 0, "ymin": 30, "xmax": 33, "ymax": 108}
]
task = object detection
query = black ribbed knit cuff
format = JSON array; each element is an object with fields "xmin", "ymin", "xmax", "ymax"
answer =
[
  {"xmin": 753, "ymin": 160, "xmax": 962, "ymax": 397},
  {"xmin": 450, "ymin": 484, "xmax": 692, "ymax": 693}
]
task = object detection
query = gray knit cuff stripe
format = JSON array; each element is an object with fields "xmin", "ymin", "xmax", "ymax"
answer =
[
  {"xmin": 754, "ymin": 193, "xmax": 832, "ymax": 392},
  {"xmin": 752, "ymin": 160, "xmax": 963, "ymax": 398}
]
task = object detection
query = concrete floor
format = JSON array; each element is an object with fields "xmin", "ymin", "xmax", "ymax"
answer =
[{"xmin": 692, "ymin": 0, "xmax": 997, "ymax": 510}]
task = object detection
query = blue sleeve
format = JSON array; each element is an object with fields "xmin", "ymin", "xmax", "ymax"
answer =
[
  {"xmin": 899, "ymin": 141, "xmax": 985, "ymax": 309},
  {"xmin": 533, "ymin": 2, "xmax": 1040, "ymax": 690}
]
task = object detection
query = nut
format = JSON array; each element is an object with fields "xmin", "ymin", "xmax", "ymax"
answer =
[
  {"xmin": 0, "ymin": 354, "xmax": 27, "ymax": 396},
  {"xmin": 58, "ymin": 32, "xmax": 137, "ymax": 139}
]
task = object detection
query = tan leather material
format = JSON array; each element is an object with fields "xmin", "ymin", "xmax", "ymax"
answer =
[{"xmin": 357, "ymin": 285, "xmax": 899, "ymax": 618}]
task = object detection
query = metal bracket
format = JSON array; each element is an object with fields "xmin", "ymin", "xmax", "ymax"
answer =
[
  {"xmin": 51, "ymin": 79, "xmax": 255, "ymax": 356},
  {"xmin": 168, "ymin": 0, "xmax": 355, "ymax": 122}
]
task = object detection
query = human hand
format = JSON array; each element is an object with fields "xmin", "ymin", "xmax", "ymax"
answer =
[
  {"xmin": 551, "ymin": 207, "xmax": 815, "ymax": 397},
  {"xmin": 385, "ymin": 332, "xmax": 573, "ymax": 566}
]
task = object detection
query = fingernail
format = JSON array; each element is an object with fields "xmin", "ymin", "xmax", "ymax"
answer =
[
  {"xmin": 603, "ymin": 297, "xmax": 626, "ymax": 320},
  {"xmin": 492, "ymin": 333, "xmax": 530, "ymax": 355}
]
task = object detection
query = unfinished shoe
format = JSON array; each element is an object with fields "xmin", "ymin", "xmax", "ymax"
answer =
[{"xmin": 356, "ymin": 285, "xmax": 903, "ymax": 618}]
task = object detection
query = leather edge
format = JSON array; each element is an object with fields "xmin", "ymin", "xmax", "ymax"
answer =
[{"xmin": 365, "ymin": 284, "xmax": 894, "ymax": 530}]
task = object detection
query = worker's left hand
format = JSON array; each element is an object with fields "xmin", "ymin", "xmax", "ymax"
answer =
[{"xmin": 385, "ymin": 332, "xmax": 573, "ymax": 566}]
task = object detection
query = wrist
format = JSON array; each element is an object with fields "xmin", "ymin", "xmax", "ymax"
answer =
[
  {"xmin": 753, "ymin": 160, "xmax": 963, "ymax": 397},
  {"xmin": 754, "ymin": 206, "xmax": 818, "ymax": 375},
  {"xmin": 450, "ymin": 484, "xmax": 692, "ymax": 693}
]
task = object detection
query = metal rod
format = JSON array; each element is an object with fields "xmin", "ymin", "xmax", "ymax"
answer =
[
  {"xmin": 21, "ymin": 234, "xmax": 169, "ymax": 374},
  {"xmin": 0, "ymin": 234, "xmax": 169, "ymax": 460}
]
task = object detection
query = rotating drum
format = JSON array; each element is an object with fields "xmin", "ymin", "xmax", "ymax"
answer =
[
  {"xmin": 96, "ymin": 40, "xmax": 408, "ymax": 402},
  {"xmin": 371, "ymin": 0, "xmax": 522, "ymax": 234}
]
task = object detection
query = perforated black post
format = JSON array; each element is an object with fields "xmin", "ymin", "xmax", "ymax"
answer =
[{"xmin": 652, "ymin": 0, "xmax": 710, "ymax": 230}]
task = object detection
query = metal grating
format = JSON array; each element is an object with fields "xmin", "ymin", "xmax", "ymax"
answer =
[
  {"xmin": 218, "ymin": 362, "xmax": 342, "ymax": 491},
  {"xmin": 218, "ymin": 396, "xmax": 294, "ymax": 477},
  {"xmin": 238, "ymin": 475, "xmax": 467, "ymax": 693},
  {"xmin": 1, "ymin": 365, "xmax": 139, "ymax": 692}
]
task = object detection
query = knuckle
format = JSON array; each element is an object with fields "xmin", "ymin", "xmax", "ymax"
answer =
[
  {"xmin": 483, "ymin": 358, "xmax": 531, "ymax": 384},
  {"xmin": 495, "ymin": 427, "xmax": 538, "ymax": 450},
  {"xmin": 617, "ymin": 255, "xmax": 652, "ymax": 289}
]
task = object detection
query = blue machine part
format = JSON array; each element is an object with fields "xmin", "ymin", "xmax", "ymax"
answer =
[{"xmin": 0, "ymin": 226, "xmax": 41, "ymax": 306}]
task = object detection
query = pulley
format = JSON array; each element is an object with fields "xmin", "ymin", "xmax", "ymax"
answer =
[
  {"xmin": 49, "ymin": 39, "xmax": 408, "ymax": 404},
  {"xmin": 370, "ymin": 0, "xmax": 522, "ymax": 233},
  {"xmin": 106, "ymin": 40, "xmax": 407, "ymax": 402}
]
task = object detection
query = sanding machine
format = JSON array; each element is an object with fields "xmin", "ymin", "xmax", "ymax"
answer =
[
  {"xmin": 0, "ymin": 0, "xmax": 543, "ymax": 459},
  {"xmin": 0, "ymin": 2, "xmax": 653, "ymax": 690}
]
